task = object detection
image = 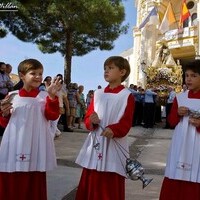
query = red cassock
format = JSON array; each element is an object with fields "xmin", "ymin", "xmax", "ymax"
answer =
[
  {"xmin": 75, "ymin": 85, "xmax": 135, "ymax": 200},
  {"xmin": 159, "ymin": 90, "xmax": 200, "ymax": 200},
  {"xmin": 0, "ymin": 88, "xmax": 59, "ymax": 200}
]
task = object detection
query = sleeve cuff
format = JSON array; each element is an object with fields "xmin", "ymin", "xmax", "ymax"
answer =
[{"xmin": 46, "ymin": 96, "xmax": 59, "ymax": 104}]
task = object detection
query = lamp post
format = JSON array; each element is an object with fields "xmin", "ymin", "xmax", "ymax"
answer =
[{"xmin": 141, "ymin": 60, "xmax": 146, "ymax": 73}]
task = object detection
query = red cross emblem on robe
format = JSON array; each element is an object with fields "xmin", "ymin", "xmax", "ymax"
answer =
[
  {"xmin": 98, "ymin": 153, "xmax": 103, "ymax": 160},
  {"xmin": 16, "ymin": 154, "xmax": 30, "ymax": 162}
]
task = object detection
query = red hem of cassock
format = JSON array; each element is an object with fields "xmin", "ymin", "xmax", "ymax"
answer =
[
  {"xmin": 159, "ymin": 177, "xmax": 200, "ymax": 200},
  {"xmin": 0, "ymin": 171, "xmax": 47, "ymax": 200},
  {"xmin": 75, "ymin": 168, "xmax": 125, "ymax": 200}
]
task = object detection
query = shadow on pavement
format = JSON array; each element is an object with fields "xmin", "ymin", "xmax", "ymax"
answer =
[{"xmin": 62, "ymin": 187, "xmax": 77, "ymax": 200}]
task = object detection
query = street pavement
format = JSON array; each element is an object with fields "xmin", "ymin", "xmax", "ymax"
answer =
[{"xmin": 47, "ymin": 122, "xmax": 173, "ymax": 200}]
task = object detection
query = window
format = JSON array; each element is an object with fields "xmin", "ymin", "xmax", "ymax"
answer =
[
  {"xmin": 187, "ymin": 1, "xmax": 194, "ymax": 9},
  {"xmin": 191, "ymin": 13, "xmax": 197, "ymax": 26}
]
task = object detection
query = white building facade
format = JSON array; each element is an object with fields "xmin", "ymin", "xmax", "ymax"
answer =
[{"xmin": 128, "ymin": 0, "xmax": 200, "ymax": 88}]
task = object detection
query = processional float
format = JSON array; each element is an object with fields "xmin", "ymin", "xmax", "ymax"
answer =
[{"xmin": 143, "ymin": 44, "xmax": 183, "ymax": 105}]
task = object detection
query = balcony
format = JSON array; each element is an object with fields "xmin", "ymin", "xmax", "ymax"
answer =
[
  {"xmin": 163, "ymin": 26, "xmax": 197, "ymax": 42},
  {"xmin": 161, "ymin": 26, "xmax": 198, "ymax": 59}
]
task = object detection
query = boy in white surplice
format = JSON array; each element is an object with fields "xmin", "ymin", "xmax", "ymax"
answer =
[
  {"xmin": 0, "ymin": 59, "xmax": 61, "ymax": 200},
  {"xmin": 75, "ymin": 56, "xmax": 135, "ymax": 200}
]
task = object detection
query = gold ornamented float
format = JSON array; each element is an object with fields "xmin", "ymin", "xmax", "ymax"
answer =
[{"xmin": 143, "ymin": 44, "xmax": 183, "ymax": 105}]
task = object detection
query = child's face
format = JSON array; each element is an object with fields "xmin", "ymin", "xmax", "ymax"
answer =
[
  {"xmin": 104, "ymin": 63, "xmax": 125, "ymax": 85},
  {"xmin": 20, "ymin": 68, "xmax": 43, "ymax": 90},
  {"xmin": 45, "ymin": 77, "xmax": 52, "ymax": 86},
  {"xmin": 185, "ymin": 69, "xmax": 200, "ymax": 92}
]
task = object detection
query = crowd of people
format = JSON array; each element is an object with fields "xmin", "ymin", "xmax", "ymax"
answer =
[
  {"xmin": 128, "ymin": 83, "xmax": 179, "ymax": 129},
  {"xmin": 39, "ymin": 75, "xmax": 87, "ymax": 137},
  {"xmin": 1, "ymin": 56, "xmax": 200, "ymax": 200}
]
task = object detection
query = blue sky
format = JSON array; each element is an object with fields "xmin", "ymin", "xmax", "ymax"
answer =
[{"xmin": 0, "ymin": 1, "xmax": 137, "ymax": 95}]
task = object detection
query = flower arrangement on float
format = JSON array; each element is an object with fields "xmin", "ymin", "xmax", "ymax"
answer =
[{"xmin": 142, "ymin": 44, "xmax": 183, "ymax": 105}]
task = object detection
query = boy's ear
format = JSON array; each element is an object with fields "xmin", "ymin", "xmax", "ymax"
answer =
[
  {"xmin": 121, "ymin": 69, "xmax": 126, "ymax": 76},
  {"xmin": 18, "ymin": 72, "xmax": 24, "ymax": 80}
]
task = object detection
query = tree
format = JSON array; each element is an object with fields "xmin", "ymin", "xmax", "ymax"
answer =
[
  {"xmin": 0, "ymin": 0, "xmax": 128, "ymax": 84},
  {"xmin": 0, "ymin": 29, "xmax": 7, "ymax": 38},
  {"xmin": 0, "ymin": 20, "xmax": 7, "ymax": 38}
]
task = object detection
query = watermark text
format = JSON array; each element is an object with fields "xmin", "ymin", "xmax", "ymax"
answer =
[{"xmin": 0, "ymin": 2, "xmax": 18, "ymax": 11}]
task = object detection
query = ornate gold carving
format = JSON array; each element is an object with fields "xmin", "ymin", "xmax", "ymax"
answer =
[{"xmin": 143, "ymin": 44, "xmax": 183, "ymax": 105}]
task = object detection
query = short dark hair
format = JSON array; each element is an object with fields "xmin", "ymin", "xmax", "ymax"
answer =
[
  {"xmin": 44, "ymin": 76, "xmax": 51, "ymax": 82},
  {"xmin": 104, "ymin": 56, "xmax": 130, "ymax": 82},
  {"xmin": 18, "ymin": 59, "xmax": 43, "ymax": 75},
  {"xmin": 0, "ymin": 62, "xmax": 5, "ymax": 68},
  {"xmin": 185, "ymin": 60, "xmax": 200, "ymax": 74},
  {"xmin": 56, "ymin": 74, "xmax": 63, "ymax": 79}
]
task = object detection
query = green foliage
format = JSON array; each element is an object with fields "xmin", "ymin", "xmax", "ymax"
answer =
[{"xmin": 0, "ymin": 28, "xmax": 7, "ymax": 38}]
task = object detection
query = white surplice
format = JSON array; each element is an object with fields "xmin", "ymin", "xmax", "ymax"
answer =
[
  {"xmin": 0, "ymin": 91, "xmax": 57, "ymax": 172},
  {"xmin": 76, "ymin": 88, "xmax": 131, "ymax": 177}
]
